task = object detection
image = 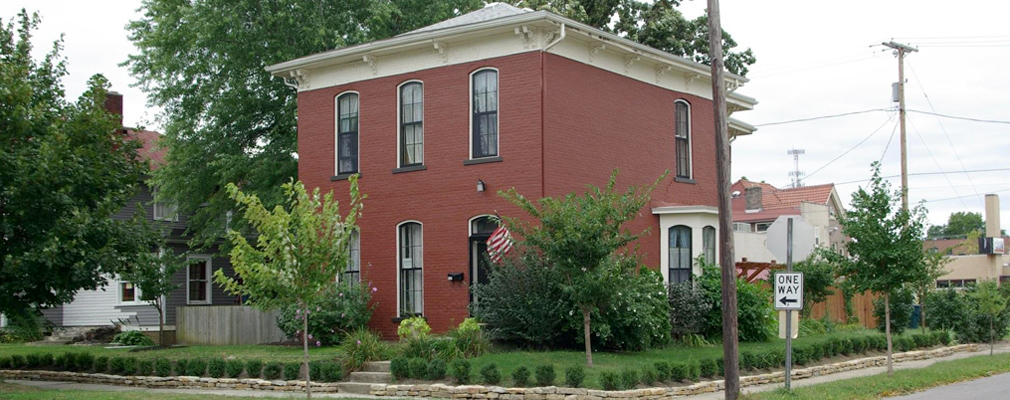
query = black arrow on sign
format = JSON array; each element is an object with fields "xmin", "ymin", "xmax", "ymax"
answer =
[{"xmin": 779, "ymin": 297, "xmax": 798, "ymax": 306}]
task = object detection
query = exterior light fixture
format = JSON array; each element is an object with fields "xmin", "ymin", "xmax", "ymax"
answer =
[{"xmin": 477, "ymin": 179, "xmax": 486, "ymax": 192}]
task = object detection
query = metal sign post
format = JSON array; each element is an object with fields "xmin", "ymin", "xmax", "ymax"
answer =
[{"xmin": 773, "ymin": 218, "xmax": 805, "ymax": 390}]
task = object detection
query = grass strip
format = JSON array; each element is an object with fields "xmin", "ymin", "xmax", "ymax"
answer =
[{"xmin": 742, "ymin": 352, "xmax": 1010, "ymax": 400}]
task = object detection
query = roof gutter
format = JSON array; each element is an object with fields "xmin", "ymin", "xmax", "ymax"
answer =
[{"xmin": 543, "ymin": 23, "xmax": 565, "ymax": 51}]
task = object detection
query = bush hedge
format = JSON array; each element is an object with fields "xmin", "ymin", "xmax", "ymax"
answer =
[{"xmin": 511, "ymin": 366, "xmax": 531, "ymax": 387}]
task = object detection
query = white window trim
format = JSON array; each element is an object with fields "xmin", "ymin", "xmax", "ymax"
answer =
[
  {"xmin": 468, "ymin": 67, "xmax": 500, "ymax": 160},
  {"xmin": 468, "ymin": 214, "xmax": 495, "ymax": 237},
  {"xmin": 152, "ymin": 188, "xmax": 179, "ymax": 222},
  {"xmin": 334, "ymin": 90, "xmax": 361, "ymax": 176},
  {"xmin": 396, "ymin": 80, "xmax": 424, "ymax": 168},
  {"xmin": 338, "ymin": 230, "xmax": 362, "ymax": 284},
  {"xmin": 186, "ymin": 254, "xmax": 213, "ymax": 305},
  {"xmin": 395, "ymin": 220, "xmax": 423, "ymax": 317},
  {"xmin": 674, "ymin": 99, "xmax": 693, "ymax": 179},
  {"xmin": 117, "ymin": 279, "xmax": 145, "ymax": 306}
]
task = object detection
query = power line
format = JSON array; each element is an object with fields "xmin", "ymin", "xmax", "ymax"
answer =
[
  {"xmin": 906, "ymin": 114, "xmax": 968, "ymax": 208},
  {"xmin": 907, "ymin": 109, "xmax": 1010, "ymax": 125},
  {"xmin": 923, "ymin": 187, "xmax": 1010, "ymax": 203},
  {"xmin": 878, "ymin": 118, "xmax": 900, "ymax": 163},
  {"xmin": 804, "ymin": 112, "xmax": 897, "ymax": 181},
  {"xmin": 835, "ymin": 168, "xmax": 1010, "ymax": 185},
  {"xmin": 753, "ymin": 108, "xmax": 891, "ymax": 127},
  {"xmin": 906, "ymin": 60, "xmax": 984, "ymax": 206}
]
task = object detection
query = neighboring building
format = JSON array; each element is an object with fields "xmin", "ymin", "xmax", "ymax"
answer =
[
  {"xmin": 730, "ymin": 179, "xmax": 846, "ymax": 265},
  {"xmin": 39, "ymin": 93, "xmax": 238, "ymax": 339},
  {"xmin": 267, "ymin": 3, "xmax": 757, "ymax": 336},
  {"xmin": 932, "ymin": 194, "xmax": 1010, "ymax": 287}
]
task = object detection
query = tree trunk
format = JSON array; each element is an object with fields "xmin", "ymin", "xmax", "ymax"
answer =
[
  {"xmin": 921, "ymin": 297, "xmax": 927, "ymax": 332},
  {"xmin": 581, "ymin": 307, "xmax": 593, "ymax": 368},
  {"xmin": 991, "ymin": 316, "xmax": 995, "ymax": 356},
  {"xmin": 885, "ymin": 292, "xmax": 893, "ymax": 377},
  {"xmin": 303, "ymin": 304, "xmax": 312, "ymax": 398},
  {"xmin": 158, "ymin": 300, "xmax": 166, "ymax": 348}
]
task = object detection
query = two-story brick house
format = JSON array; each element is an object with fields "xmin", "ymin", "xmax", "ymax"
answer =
[{"xmin": 267, "ymin": 3, "xmax": 757, "ymax": 336}]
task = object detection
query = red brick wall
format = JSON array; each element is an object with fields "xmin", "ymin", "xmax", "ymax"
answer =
[
  {"xmin": 297, "ymin": 52, "xmax": 544, "ymax": 337},
  {"xmin": 542, "ymin": 54, "xmax": 718, "ymax": 269}
]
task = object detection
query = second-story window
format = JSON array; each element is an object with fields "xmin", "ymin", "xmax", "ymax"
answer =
[
  {"xmin": 152, "ymin": 187, "xmax": 178, "ymax": 222},
  {"xmin": 336, "ymin": 92, "xmax": 359, "ymax": 175},
  {"xmin": 399, "ymin": 82, "xmax": 423, "ymax": 167},
  {"xmin": 675, "ymin": 100, "xmax": 691, "ymax": 179},
  {"xmin": 471, "ymin": 69, "xmax": 498, "ymax": 159}
]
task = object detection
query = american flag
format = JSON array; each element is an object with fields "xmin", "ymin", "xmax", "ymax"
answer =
[{"xmin": 485, "ymin": 225, "xmax": 514, "ymax": 263}]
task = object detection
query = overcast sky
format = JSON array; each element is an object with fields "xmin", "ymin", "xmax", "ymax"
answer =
[{"xmin": 3, "ymin": 0, "xmax": 1008, "ymax": 233}]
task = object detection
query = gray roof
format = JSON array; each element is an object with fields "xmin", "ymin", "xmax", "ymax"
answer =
[{"xmin": 406, "ymin": 3, "xmax": 531, "ymax": 35}]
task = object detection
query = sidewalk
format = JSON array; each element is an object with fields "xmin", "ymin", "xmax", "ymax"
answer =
[{"xmin": 683, "ymin": 343, "xmax": 1010, "ymax": 399}]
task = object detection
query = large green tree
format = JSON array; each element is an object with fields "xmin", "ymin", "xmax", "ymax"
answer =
[
  {"xmin": 126, "ymin": 0, "xmax": 755, "ymax": 250},
  {"xmin": 1, "ymin": 11, "xmax": 157, "ymax": 317},
  {"xmin": 837, "ymin": 163, "xmax": 928, "ymax": 376}
]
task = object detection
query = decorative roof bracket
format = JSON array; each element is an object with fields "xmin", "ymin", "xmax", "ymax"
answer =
[
  {"xmin": 433, "ymin": 42, "xmax": 449, "ymax": 64},
  {"xmin": 282, "ymin": 69, "xmax": 308, "ymax": 89},
  {"xmin": 655, "ymin": 65, "xmax": 672, "ymax": 83},
  {"xmin": 624, "ymin": 55, "xmax": 640, "ymax": 74},
  {"xmin": 514, "ymin": 25, "xmax": 536, "ymax": 49},
  {"xmin": 362, "ymin": 55, "xmax": 377, "ymax": 76},
  {"xmin": 588, "ymin": 44, "xmax": 605, "ymax": 63}
]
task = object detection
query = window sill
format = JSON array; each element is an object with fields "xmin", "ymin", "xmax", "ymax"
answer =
[
  {"xmin": 463, "ymin": 156, "xmax": 503, "ymax": 166},
  {"xmin": 331, "ymin": 173, "xmax": 360, "ymax": 181},
  {"xmin": 674, "ymin": 177, "xmax": 696, "ymax": 184},
  {"xmin": 392, "ymin": 316, "xmax": 427, "ymax": 324},
  {"xmin": 392, "ymin": 165, "xmax": 427, "ymax": 174}
]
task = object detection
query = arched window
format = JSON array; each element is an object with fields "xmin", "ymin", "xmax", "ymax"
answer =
[
  {"xmin": 399, "ymin": 82, "xmax": 423, "ymax": 167},
  {"xmin": 342, "ymin": 230, "xmax": 360, "ymax": 285},
  {"xmin": 471, "ymin": 69, "xmax": 498, "ymax": 159},
  {"xmin": 398, "ymin": 222, "xmax": 423, "ymax": 317},
  {"xmin": 669, "ymin": 225, "xmax": 692, "ymax": 284},
  {"xmin": 336, "ymin": 92, "xmax": 359, "ymax": 175},
  {"xmin": 674, "ymin": 100, "xmax": 691, "ymax": 179},
  {"xmin": 703, "ymin": 226, "xmax": 716, "ymax": 264}
]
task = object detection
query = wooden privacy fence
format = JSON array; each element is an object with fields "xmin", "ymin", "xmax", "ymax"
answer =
[
  {"xmin": 807, "ymin": 287, "xmax": 879, "ymax": 329},
  {"xmin": 176, "ymin": 306, "xmax": 287, "ymax": 345}
]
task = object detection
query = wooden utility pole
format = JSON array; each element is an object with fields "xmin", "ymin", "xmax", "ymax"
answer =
[
  {"xmin": 706, "ymin": 1, "xmax": 740, "ymax": 398},
  {"xmin": 882, "ymin": 41, "xmax": 917, "ymax": 212}
]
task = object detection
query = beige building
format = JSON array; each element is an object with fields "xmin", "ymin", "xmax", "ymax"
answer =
[{"xmin": 933, "ymin": 194, "xmax": 1010, "ymax": 287}]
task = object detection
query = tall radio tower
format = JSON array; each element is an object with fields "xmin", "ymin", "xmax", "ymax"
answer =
[{"xmin": 788, "ymin": 148, "xmax": 805, "ymax": 188}]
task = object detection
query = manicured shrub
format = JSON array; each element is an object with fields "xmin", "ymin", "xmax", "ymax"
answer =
[
  {"xmin": 697, "ymin": 358, "xmax": 717, "ymax": 378},
  {"xmin": 208, "ymin": 359, "xmax": 226, "ymax": 378},
  {"xmin": 175, "ymin": 359, "xmax": 189, "ymax": 376},
  {"xmin": 60, "ymin": 352, "xmax": 75, "ymax": 370},
  {"xmin": 109, "ymin": 357, "xmax": 128, "ymax": 374},
  {"xmin": 873, "ymin": 288, "xmax": 915, "ymax": 335},
  {"xmin": 276, "ymin": 282, "xmax": 373, "ymax": 346},
  {"xmin": 699, "ymin": 263, "xmax": 776, "ymax": 342},
  {"xmin": 599, "ymin": 371, "xmax": 620, "ymax": 391},
  {"xmin": 25, "ymin": 354, "xmax": 41, "ymax": 368},
  {"xmin": 791, "ymin": 346, "xmax": 809, "ymax": 366},
  {"xmin": 93, "ymin": 356, "xmax": 109, "ymax": 373},
  {"xmin": 534, "ymin": 364, "xmax": 555, "ymax": 387},
  {"xmin": 136, "ymin": 359, "xmax": 154, "ymax": 376},
  {"xmin": 72, "ymin": 353, "xmax": 90, "ymax": 371},
  {"xmin": 716, "ymin": 357, "xmax": 725, "ymax": 377},
  {"xmin": 0, "ymin": 356, "xmax": 11, "ymax": 369},
  {"xmin": 669, "ymin": 362, "xmax": 688, "ymax": 382},
  {"xmin": 226, "ymin": 359, "xmax": 244, "ymax": 378},
  {"xmin": 407, "ymin": 358, "xmax": 428, "ymax": 380},
  {"xmin": 121, "ymin": 358, "xmax": 137, "ymax": 375},
  {"xmin": 187, "ymin": 359, "xmax": 208, "ymax": 377},
  {"xmin": 739, "ymin": 352, "xmax": 755, "ymax": 371},
  {"xmin": 640, "ymin": 366, "xmax": 656, "ymax": 386},
  {"xmin": 765, "ymin": 350, "xmax": 785, "ymax": 368},
  {"xmin": 896, "ymin": 336, "xmax": 913, "ymax": 352},
  {"xmin": 41, "ymin": 353, "xmax": 57, "ymax": 368},
  {"xmin": 653, "ymin": 362, "xmax": 670, "ymax": 381},
  {"xmin": 480, "ymin": 364, "xmax": 501, "ymax": 385},
  {"xmin": 809, "ymin": 342, "xmax": 825, "ymax": 361},
  {"xmin": 154, "ymin": 358, "xmax": 171, "ymax": 377},
  {"xmin": 10, "ymin": 355, "xmax": 25, "ymax": 368},
  {"xmin": 426, "ymin": 359, "xmax": 447, "ymax": 381},
  {"xmin": 511, "ymin": 366, "xmax": 531, "ymax": 387},
  {"xmin": 283, "ymin": 362, "xmax": 301, "ymax": 380},
  {"xmin": 390, "ymin": 356, "xmax": 409, "ymax": 379},
  {"xmin": 245, "ymin": 359, "xmax": 263, "ymax": 378},
  {"xmin": 686, "ymin": 360, "xmax": 701, "ymax": 381},
  {"xmin": 936, "ymin": 330, "xmax": 952, "ymax": 345},
  {"xmin": 450, "ymin": 359, "xmax": 471, "ymax": 385},
  {"xmin": 564, "ymin": 365, "xmax": 585, "ymax": 387},
  {"xmin": 619, "ymin": 368, "xmax": 638, "ymax": 390},
  {"xmin": 319, "ymin": 362, "xmax": 343, "ymax": 382}
]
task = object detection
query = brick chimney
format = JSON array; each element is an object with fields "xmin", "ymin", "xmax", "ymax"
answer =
[
  {"xmin": 104, "ymin": 91, "xmax": 123, "ymax": 128},
  {"xmin": 745, "ymin": 186, "xmax": 763, "ymax": 212}
]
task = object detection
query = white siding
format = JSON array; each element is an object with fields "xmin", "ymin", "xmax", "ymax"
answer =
[{"xmin": 61, "ymin": 278, "xmax": 155, "ymax": 327}]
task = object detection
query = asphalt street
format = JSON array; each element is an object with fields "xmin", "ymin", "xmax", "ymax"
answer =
[{"xmin": 890, "ymin": 372, "xmax": 1010, "ymax": 400}]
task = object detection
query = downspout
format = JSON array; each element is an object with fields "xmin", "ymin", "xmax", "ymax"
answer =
[
  {"xmin": 544, "ymin": 23, "xmax": 565, "ymax": 51},
  {"xmin": 542, "ymin": 24, "xmax": 564, "ymax": 198}
]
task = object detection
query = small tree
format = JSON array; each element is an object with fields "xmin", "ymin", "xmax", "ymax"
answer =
[
  {"xmin": 122, "ymin": 246, "xmax": 185, "ymax": 347},
  {"xmin": 500, "ymin": 170, "xmax": 664, "ymax": 367},
  {"xmin": 794, "ymin": 248, "xmax": 840, "ymax": 318},
  {"xmin": 837, "ymin": 163, "xmax": 927, "ymax": 376},
  {"xmin": 215, "ymin": 178, "xmax": 363, "ymax": 398},
  {"xmin": 972, "ymin": 280, "xmax": 1007, "ymax": 356},
  {"xmin": 911, "ymin": 251, "xmax": 950, "ymax": 331}
]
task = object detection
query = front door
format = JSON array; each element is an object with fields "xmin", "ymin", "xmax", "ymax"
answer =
[{"xmin": 469, "ymin": 216, "xmax": 497, "ymax": 304}]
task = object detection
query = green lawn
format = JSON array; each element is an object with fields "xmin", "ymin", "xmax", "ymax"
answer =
[
  {"xmin": 741, "ymin": 352, "xmax": 1010, "ymax": 400},
  {"xmin": 0, "ymin": 382, "xmax": 366, "ymax": 399},
  {"xmin": 0, "ymin": 343, "xmax": 343, "ymax": 363},
  {"xmin": 469, "ymin": 329, "xmax": 887, "ymax": 388}
]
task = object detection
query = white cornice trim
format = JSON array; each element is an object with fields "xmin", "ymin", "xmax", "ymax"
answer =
[{"xmin": 652, "ymin": 205, "xmax": 719, "ymax": 215}]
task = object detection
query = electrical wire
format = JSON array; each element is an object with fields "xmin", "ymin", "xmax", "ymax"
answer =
[
  {"xmin": 753, "ymin": 108, "xmax": 891, "ymax": 127},
  {"xmin": 906, "ymin": 110, "xmax": 1010, "ymax": 125},
  {"xmin": 906, "ymin": 115, "xmax": 969, "ymax": 208},
  {"xmin": 803, "ymin": 112, "xmax": 897, "ymax": 181},
  {"xmin": 878, "ymin": 119, "xmax": 900, "ymax": 163},
  {"xmin": 923, "ymin": 187, "xmax": 1010, "ymax": 203},
  {"xmin": 835, "ymin": 168, "xmax": 1010, "ymax": 185}
]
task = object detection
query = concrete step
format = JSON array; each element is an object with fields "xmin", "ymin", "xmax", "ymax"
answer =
[
  {"xmin": 349, "ymin": 371, "xmax": 392, "ymax": 384},
  {"xmin": 338, "ymin": 382, "xmax": 377, "ymax": 395},
  {"xmin": 361, "ymin": 361, "xmax": 390, "ymax": 373}
]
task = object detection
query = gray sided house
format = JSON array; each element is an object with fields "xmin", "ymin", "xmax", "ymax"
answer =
[{"xmin": 40, "ymin": 94, "xmax": 239, "ymax": 338}]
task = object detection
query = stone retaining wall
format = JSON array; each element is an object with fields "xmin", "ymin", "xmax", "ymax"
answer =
[{"xmin": 0, "ymin": 344, "xmax": 978, "ymax": 397}]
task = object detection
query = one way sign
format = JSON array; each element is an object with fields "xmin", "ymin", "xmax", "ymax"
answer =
[{"xmin": 774, "ymin": 272, "xmax": 804, "ymax": 311}]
